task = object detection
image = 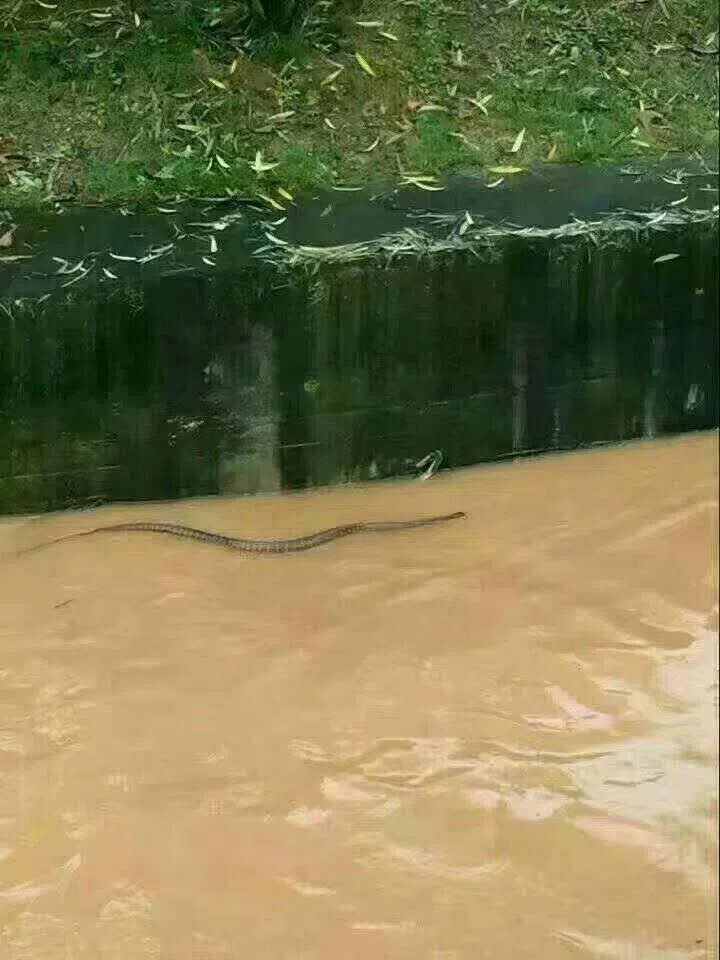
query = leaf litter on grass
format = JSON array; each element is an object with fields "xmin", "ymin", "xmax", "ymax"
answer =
[{"xmin": 0, "ymin": 0, "xmax": 716, "ymax": 208}]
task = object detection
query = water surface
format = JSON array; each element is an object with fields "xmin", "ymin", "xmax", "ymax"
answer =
[{"xmin": 0, "ymin": 433, "xmax": 717, "ymax": 958}]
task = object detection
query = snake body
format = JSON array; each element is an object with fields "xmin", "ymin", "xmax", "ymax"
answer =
[{"xmin": 20, "ymin": 511, "xmax": 466, "ymax": 555}]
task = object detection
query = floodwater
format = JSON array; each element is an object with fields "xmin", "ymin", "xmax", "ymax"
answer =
[{"xmin": 0, "ymin": 432, "xmax": 717, "ymax": 959}]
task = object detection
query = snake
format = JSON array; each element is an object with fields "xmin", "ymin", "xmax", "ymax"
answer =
[{"xmin": 18, "ymin": 511, "xmax": 466, "ymax": 556}]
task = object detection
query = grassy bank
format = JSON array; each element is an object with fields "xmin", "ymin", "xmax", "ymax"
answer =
[{"xmin": 0, "ymin": 0, "xmax": 717, "ymax": 209}]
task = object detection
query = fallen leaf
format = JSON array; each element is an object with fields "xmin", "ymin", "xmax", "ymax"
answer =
[
  {"xmin": 401, "ymin": 176, "xmax": 445, "ymax": 192},
  {"xmin": 354, "ymin": 53, "xmax": 376, "ymax": 77},
  {"xmin": 321, "ymin": 67, "xmax": 344, "ymax": 86},
  {"xmin": 459, "ymin": 211, "xmax": 473, "ymax": 235},
  {"xmin": 248, "ymin": 151, "xmax": 280, "ymax": 174},
  {"xmin": 256, "ymin": 192, "xmax": 285, "ymax": 210},
  {"xmin": 510, "ymin": 127, "xmax": 526, "ymax": 153},
  {"xmin": 467, "ymin": 94, "xmax": 492, "ymax": 114}
]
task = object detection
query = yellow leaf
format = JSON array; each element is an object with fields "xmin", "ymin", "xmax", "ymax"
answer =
[
  {"xmin": 354, "ymin": 52, "xmax": 376, "ymax": 77},
  {"xmin": 401, "ymin": 176, "xmax": 445, "ymax": 191},
  {"xmin": 208, "ymin": 77, "xmax": 227, "ymax": 90},
  {"xmin": 487, "ymin": 165, "xmax": 525, "ymax": 175},
  {"xmin": 468, "ymin": 94, "xmax": 492, "ymax": 114},
  {"xmin": 256, "ymin": 192, "xmax": 285, "ymax": 211},
  {"xmin": 321, "ymin": 67, "xmax": 344, "ymax": 86},
  {"xmin": 510, "ymin": 127, "xmax": 526, "ymax": 153},
  {"xmin": 277, "ymin": 187, "xmax": 294, "ymax": 202},
  {"xmin": 547, "ymin": 143, "xmax": 558, "ymax": 160}
]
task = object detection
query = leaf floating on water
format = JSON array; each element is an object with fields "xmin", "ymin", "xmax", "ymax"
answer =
[
  {"xmin": 354, "ymin": 53, "xmax": 376, "ymax": 77},
  {"xmin": 208, "ymin": 77, "xmax": 227, "ymax": 90},
  {"xmin": 653, "ymin": 253, "xmax": 681, "ymax": 264},
  {"xmin": 510, "ymin": 127, "xmax": 526, "ymax": 153},
  {"xmin": 379, "ymin": 31, "xmax": 399, "ymax": 41},
  {"xmin": 277, "ymin": 187, "xmax": 294, "ymax": 202},
  {"xmin": 487, "ymin": 165, "xmax": 525, "ymax": 175},
  {"xmin": 209, "ymin": 235, "xmax": 218, "ymax": 254}
]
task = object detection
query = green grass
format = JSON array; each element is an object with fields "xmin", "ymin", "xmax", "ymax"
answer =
[{"xmin": 0, "ymin": 0, "xmax": 717, "ymax": 209}]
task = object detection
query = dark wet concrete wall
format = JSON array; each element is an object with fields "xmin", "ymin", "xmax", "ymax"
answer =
[
  {"xmin": 288, "ymin": 229, "xmax": 718, "ymax": 489},
  {"xmin": 1, "ymin": 224, "xmax": 717, "ymax": 516},
  {"xmin": 0, "ymin": 162, "xmax": 718, "ymax": 515}
]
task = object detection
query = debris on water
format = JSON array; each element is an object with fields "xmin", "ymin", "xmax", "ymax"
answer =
[{"xmin": 415, "ymin": 451, "xmax": 444, "ymax": 480}]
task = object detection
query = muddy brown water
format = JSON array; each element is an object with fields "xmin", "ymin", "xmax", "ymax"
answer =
[{"xmin": 0, "ymin": 433, "xmax": 717, "ymax": 959}]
